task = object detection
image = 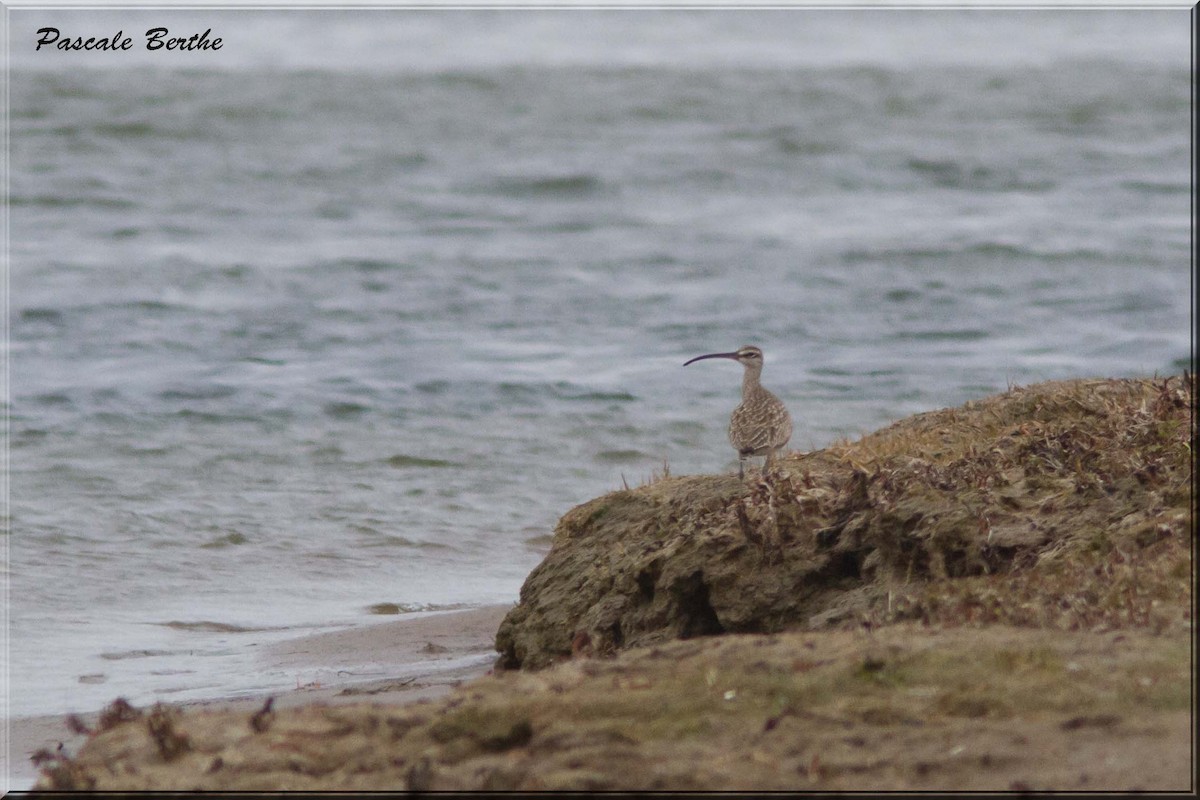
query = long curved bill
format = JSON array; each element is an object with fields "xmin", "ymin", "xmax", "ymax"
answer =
[{"xmin": 683, "ymin": 351, "xmax": 741, "ymax": 366}]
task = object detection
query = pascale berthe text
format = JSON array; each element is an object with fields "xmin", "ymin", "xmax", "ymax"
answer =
[{"xmin": 35, "ymin": 27, "xmax": 223, "ymax": 52}]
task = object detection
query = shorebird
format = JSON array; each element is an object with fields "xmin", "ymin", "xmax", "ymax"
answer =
[{"xmin": 684, "ymin": 345, "xmax": 793, "ymax": 479}]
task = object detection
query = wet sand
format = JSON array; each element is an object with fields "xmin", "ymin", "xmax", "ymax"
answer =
[{"xmin": 9, "ymin": 604, "xmax": 510, "ymax": 790}]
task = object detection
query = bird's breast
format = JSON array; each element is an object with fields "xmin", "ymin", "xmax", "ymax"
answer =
[{"xmin": 727, "ymin": 394, "xmax": 792, "ymax": 453}]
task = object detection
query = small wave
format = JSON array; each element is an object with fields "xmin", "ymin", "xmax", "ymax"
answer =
[
  {"xmin": 160, "ymin": 385, "xmax": 238, "ymax": 401},
  {"xmin": 968, "ymin": 242, "xmax": 1030, "ymax": 258},
  {"xmin": 905, "ymin": 158, "xmax": 1055, "ymax": 192},
  {"xmin": 42, "ymin": 79, "xmax": 100, "ymax": 101},
  {"xmin": 665, "ymin": 420, "xmax": 705, "ymax": 434},
  {"xmin": 20, "ymin": 307, "xmax": 64, "ymax": 324},
  {"xmin": 366, "ymin": 601, "xmax": 474, "ymax": 616},
  {"xmin": 433, "ymin": 71, "xmax": 501, "ymax": 92},
  {"xmin": 777, "ymin": 135, "xmax": 838, "ymax": 156},
  {"xmin": 174, "ymin": 409, "xmax": 264, "ymax": 424},
  {"xmin": 884, "ymin": 289, "xmax": 922, "ymax": 303},
  {"xmin": 415, "ymin": 380, "xmax": 451, "ymax": 394},
  {"xmin": 88, "ymin": 116, "xmax": 226, "ymax": 143},
  {"xmin": 489, "ymin": 173, "xmax": 604, "ymax": 198},
  {"xmin": 842, "ymin": 246, "xmax": 955, "ymax": 264},
  {"xmin": 894, "ymin": 329, "xmax": 990, "ymax": 342},
  {"xmin": 218, "ymin": 264, "xmax": 251, "ymax": 279},
  {"xmin": 1101, "ymin": 294, "xmax": 1172, "ymax": 314},
  {"xmin": 9, "ymin": 194, "xmax": 137, "ymax": 210},
  {"xmin": 385, "ymin": 454, "xmax": 461, "ymax": 469},
  {"xmin": 93, "ymin": 121, "xmax": 156, "ymax": 138},
  {"xmin": 13, "ymin": 428, "xmax": 49, "ymax": 447},
  {"xmin": 809, "ymin": 366, "xmax": 898, "ymax": 378},
  {"xmin": 324, "ymin": 401, "xmax": 371, "ymax": 418},
  {"xmin": 100, "ymin": 649, "xmax": 174, "ymax": 661},
  {"xmin": 496, "ymin": 383, "xmax": 544, "ymax": 406},
  {"xmin": 1121, "ymin": 180, "xmax": 1187, "ymax": 195},
  {"xmin": 156, "ymin": 620, "xmax": 291, "ymax": 633},
  {"xmin": 31, "ymin": 392, "xmax": 73, "ymax": 407},
  {"xmin": 130, "ymin": 300, "xmax": 188, "ymax": 313},
  {"xmin": 116, "ymin": 445, "xmax": 172, "ymax": 458},
  {"xmin": 805, "ymin": 379, "xmax": 857, "ymax": 394},
  {"xmin": 680, "ymin": 167, "xmax": 736, "ymax": 185},
  {"xmin": 843, "ymin": 242, "xmax": 1105, "ymax": 265},
  {"xmin": 361, "ymin": 534, "xmax": 455, "ymax": 551},
  {"xmin": 200, "ymin": 532, "xmax": 249, "ymax": 549},
  {"xmin": 310, "ymin": 445, "xmax": 345, "ymax": 462},
  {"xmin": 594, "ymin": 449, "xmax": 649, "ymax": 464},
  {"xmin": 527, "ymin": 220, "xmax": 597, "ymax": 234},
  {"xmin": 561, "ymin": 389, "xmax": 638, "ymax": 402},
  {"xmin": 331, "ymin": 257, "xmax": 406, "ymax": 273}
]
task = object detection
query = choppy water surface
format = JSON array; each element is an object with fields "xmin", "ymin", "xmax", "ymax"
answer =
[{"xmin": 5, "ymin": 9, "xmax": 1192, "ymax": 719}]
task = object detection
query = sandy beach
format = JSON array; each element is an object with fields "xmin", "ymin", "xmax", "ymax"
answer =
[{"xmin": 9, "ymin": 604, "xmax": 510, "ymax": 790}]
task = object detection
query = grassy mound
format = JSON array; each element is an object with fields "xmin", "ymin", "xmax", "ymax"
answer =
[{"xmin": 496, "ymin": 376, "xmax": 1192, "ymax": 669}]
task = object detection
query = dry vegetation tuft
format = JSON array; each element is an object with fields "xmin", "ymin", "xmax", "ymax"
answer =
[{"xmin": 796, "ymin": 375, "xmax": 1194, "ymax": 633}]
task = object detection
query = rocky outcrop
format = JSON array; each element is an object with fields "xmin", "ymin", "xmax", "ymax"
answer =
[{"xmin": 496, "ymin": 375, "xmax": 1193, "ymax": 669}]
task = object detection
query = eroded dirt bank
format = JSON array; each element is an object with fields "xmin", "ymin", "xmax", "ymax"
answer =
[{"xmin": 497, "ymin": 375, "xmax": 1192, "ymax": 668}]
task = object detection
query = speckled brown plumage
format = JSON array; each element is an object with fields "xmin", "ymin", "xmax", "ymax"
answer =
[{"xmin": 684, "ymin": 345, "xmax": 792, "ymax": 479}]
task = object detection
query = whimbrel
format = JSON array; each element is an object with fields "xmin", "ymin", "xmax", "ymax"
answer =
[{"xmin": 684, "ymin": 345, "xmax": 793, "ymax": 479}]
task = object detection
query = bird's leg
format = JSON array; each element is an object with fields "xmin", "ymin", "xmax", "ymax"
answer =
[
  {"xmin": 738, "ymin": 457, "xmax": 746, "ymax": 480},
  {"xmin": 764, "ymin": 449, "xmax": 774, "ymax": 475}
]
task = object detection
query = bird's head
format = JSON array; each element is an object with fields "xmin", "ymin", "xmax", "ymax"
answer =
[{"xmin": 684, "ymin": 345, "xmax": 763, "ymax": 368}]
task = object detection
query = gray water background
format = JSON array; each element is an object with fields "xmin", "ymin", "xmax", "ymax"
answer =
[{"xmin": 5, "ymin": 9, "xmax": 1193, "ymax": 719}]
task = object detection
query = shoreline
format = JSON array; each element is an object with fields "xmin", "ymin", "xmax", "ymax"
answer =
[
  {"xmin": 9, "ymin": 604, "xmax": 511, "ymax": 791},
  {"xmin": 22, "ymin": 377, "xmax": 1193, "ymax": 792}
]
